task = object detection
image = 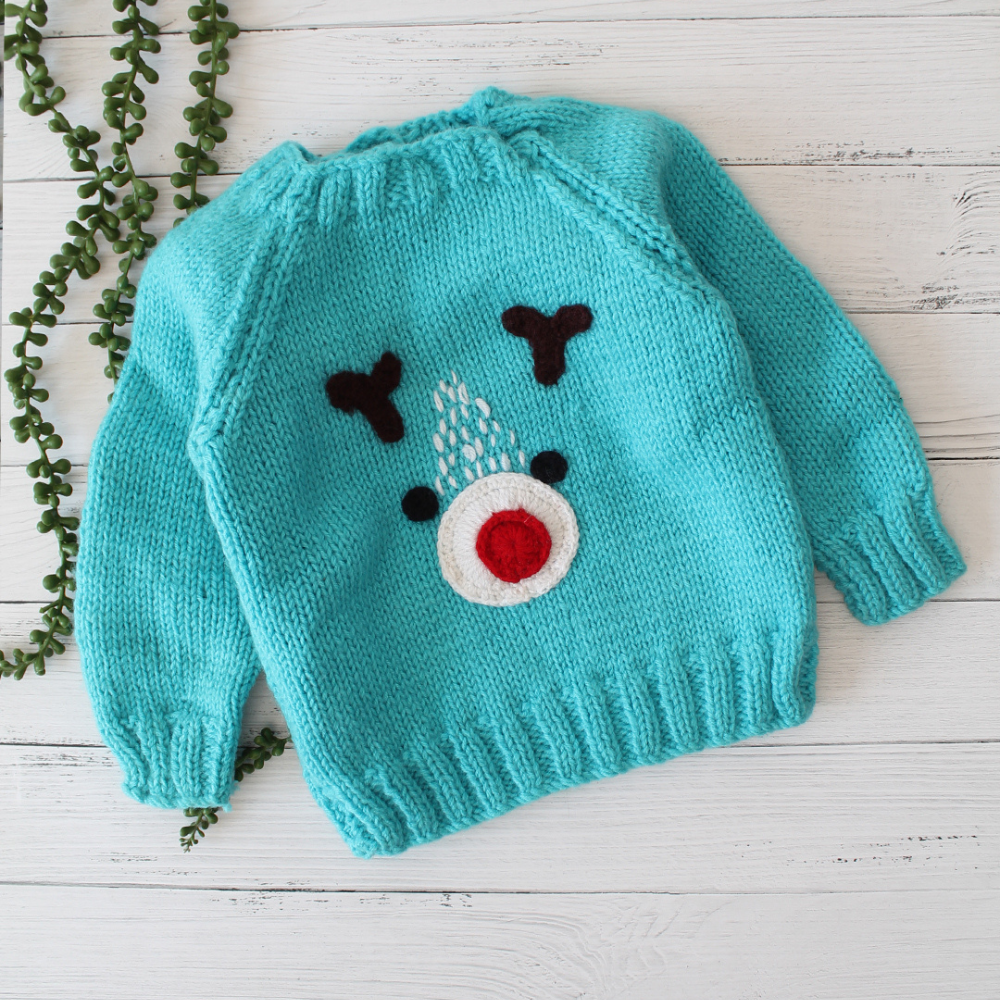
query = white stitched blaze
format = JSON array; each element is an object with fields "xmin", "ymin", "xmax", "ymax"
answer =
[{"xmin": 428, "ymin": 372, "xmax": 578, "ymax": 606}]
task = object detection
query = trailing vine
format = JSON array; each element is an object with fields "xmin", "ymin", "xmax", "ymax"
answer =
[
  {"xmin": 6, "ymin": 0, "xmax": 277, "ymax": 851},
  {"xmin": 171, "ymin": 2, "xmax": 238, "ymax": 224},
  {"xmin": 180, "ymin": 729, "xmax": 289, "ymax": 851},
  {"xmin": 89, "ymin": 0, "xmax": 162, "ymax": 391},
  {"xmin": 5, "ymin": 0, "xmax": 64, "ymax": 118},
  {"xmin": 2, "ymin": 0, "xmax": 161, "ymax": 679}
]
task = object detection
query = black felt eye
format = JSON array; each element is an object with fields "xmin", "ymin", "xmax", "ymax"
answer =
[
  {"xmin": 402, "ymin": 486, "xmax": 440, "ymax": 522},
  {"xmin": 530, "ymin": 450, "xmax": 568, "ymax": 484}
]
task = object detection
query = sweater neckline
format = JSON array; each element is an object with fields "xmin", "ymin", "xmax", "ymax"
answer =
[{"xmin": 261, "ymin": 88, "xmax": 546, "ymax": 175}]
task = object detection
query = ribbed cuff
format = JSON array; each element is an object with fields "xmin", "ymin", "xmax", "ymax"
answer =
[
  {"xmin": 814, "ymin": 487, "xmax": 966, "ymax": 626},
  {"xmin": 98, "ymin": 712, "xmax": 239, "ymax": 809}
]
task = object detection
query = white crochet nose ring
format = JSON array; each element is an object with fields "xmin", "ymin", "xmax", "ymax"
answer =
[{"xmin": 436, "ymin": 472, "xmax": 578, "ymax": 606}]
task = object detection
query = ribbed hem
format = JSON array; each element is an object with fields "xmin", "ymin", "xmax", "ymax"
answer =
[
  {"xmin": 311, "ymin": 631, "xmax": 818, "ymax": 858},
  {"xmin": 98, "ymin": 712, "xmax": 239, "ymax": 809},
  {"xmin": 814, "ymin": 487, "xmax": 966, "ymax": 626}
]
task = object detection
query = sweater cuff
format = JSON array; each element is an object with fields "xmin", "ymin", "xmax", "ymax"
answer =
[
  {"xmin": 98, "ymin": 712, "xmax": 239, "ymax": 808},
  {"xmin": 813, "ymin": 486, "xmax": 966, "ymax": 626}
]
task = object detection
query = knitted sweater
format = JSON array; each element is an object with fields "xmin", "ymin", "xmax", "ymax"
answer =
[{"xmin": 76, "ymin": 88, "xmax": 965, "ymax": 857}]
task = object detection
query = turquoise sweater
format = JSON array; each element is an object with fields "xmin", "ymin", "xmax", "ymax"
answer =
[{"xmin": 76, "ymin": 89, "xmax": 965, "ymax": 856}]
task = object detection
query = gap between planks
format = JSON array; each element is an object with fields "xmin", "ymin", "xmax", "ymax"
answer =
[
  {"xmin": 12, "ymin": 162, "xmax": 999, "ymax": 186},
  {"xmin": 9, "ymin": 169, "xmax": 1000, "ymax": 322},
  {"xmin": 8, "ymin": 883, "xmax": 971, "ymax": 901},
  {"xmin": 32, "ymin": 1, "xmax": 1000, "ymax": 39},
  {"xmin": 3, "ymin": 742, "xmax": 996, "ymax": 895},
  {"xmin": 33, "ymin": 16, "xmax": 1000, "ymax": 43},
  {"xmin": 5, "ymin": 461, "xmax": 996, "ymax": 605},
  {"xmin": 2, "ymin": 885, "xmax": 996, "ymax": 1000},
  {"xmin": 8, "ymin": 19, "xmax": 1000, "ymax": 180},
  {"xmin": 2, "ymin": 738, "xmax": 998, "ymax": 750}
]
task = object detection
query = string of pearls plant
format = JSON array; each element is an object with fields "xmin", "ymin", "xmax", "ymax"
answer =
[
  {"xmin": 3, "ymin": 0, "xmax": 163, "ymax": 680},
  {"xmin": 3, "ymin": 0, "xmax": 285, "ymax": 849}
]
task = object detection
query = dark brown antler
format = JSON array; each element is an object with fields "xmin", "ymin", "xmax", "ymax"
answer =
[
  {"xmin": 501, "ymin": 304, "xmax": 592, "ymax": 386},
  {"xmin": 325, "ymin": 351, "xmax": 404, "ymax": 443}
]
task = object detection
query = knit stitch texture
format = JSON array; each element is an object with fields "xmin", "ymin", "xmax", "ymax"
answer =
[{"xmin": 76, "ymin": 89, "xmax": 966, "ymax": 856}]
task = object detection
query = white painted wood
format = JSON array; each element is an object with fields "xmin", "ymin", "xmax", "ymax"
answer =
[
  {"xmin": 2, "ymin": 885, "xmax": 998, "ymax": 1000},
  {"xmin": 4, "ymin": 314, "xmax": 997, "ymax": 468},
  {"xmin": 2, "ymin": 459, "xmax": 993, "ymax": 605},
  {"xmin": 3, "ymin": 5, "xmax": 998, "ymax": 997},
  {"xmin": 854, "ymin": 314, "xmax": 1000, "ymax": 459},
  {"xmin": 727, "ymin": 166, "xmax": 1000, "ymax": 312},
  {"xmin": 2, "ymin": 600, "xmax": 997, "ymax": 748},
  {"xmin": 2, "ymin": 741, "xmax": 997, "ymax": 893},
  {"xmin": 0, "ymin": 466, "xmax": 86, "ymax": 603},
  {"xmin": 35, "ymin": 0, "xmax": 1000, "ymax": 36},
  {"xmin": 1, "ymin": 174, "xmax": 224, "ymax": 329},
  {"xmin": 6, "ymin": 18, "xmax": 1000, "ymax": 181},
  {"xmin": 4, "ymin": 168, "xmax": 999, "ymax": 341},
  {"xmin": 0, "ymin": 326, "xmax": 109, "ymax": 468}
]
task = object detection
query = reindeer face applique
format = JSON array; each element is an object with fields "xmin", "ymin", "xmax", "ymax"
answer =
[{"xmin": 326, "ymin": 305, "xmax": 590, "ymax": 607}]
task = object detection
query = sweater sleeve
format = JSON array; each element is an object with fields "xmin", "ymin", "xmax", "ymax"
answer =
[
  {"xmin": 654, "ymin": 120, "xmax": 965, "ymax": 625},
  {"xmin": 75, "ymin": 192, "xmax": 275, "ymax": 809}
]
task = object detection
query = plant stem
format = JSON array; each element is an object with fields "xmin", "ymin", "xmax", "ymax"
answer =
[
  {"xmin": 171, "ymin": 0, "xmax": 238, "ymax": 221},
  {"xmin": 179, "ymin": 729, "xmax": 288, "ymax": 851},
  {"xmin": 1, "ymin": 0, "xmax": 161, "ymax": 678}
]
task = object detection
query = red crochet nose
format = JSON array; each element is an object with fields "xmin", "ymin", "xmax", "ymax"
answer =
[{"xmin": 475, "ymin": 508, "xmax": 552, "ymax": 583}]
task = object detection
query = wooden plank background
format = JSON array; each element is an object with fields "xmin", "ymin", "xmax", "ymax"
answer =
[{"xmin": 1, "ymin": 2, "xmax": 997, "ymax": 997}]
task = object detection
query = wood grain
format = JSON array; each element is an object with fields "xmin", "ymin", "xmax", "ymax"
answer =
[
  {"xmin": 2, "ymin": 885, "xmax": 996, "ymax": 1000},
  {"xmin": 36, "ymin": 0, "xmax": 1000, "ymax": 36},
  {"xmin": 3, "ymin": 460, "xmax": 994, "ymax": 606},
  {"xmin": 3, "ymin": 4, "xmax": 998, "ymax": 995},
  {"xmin": 4, "ymin": 314, "xmax": 997, "ymax": 468},
  {"xmin": 2, "ymin": 600, "xmax": 997, "ymax": 749},
  {"xmin": 0, "ymin": 466, "xmax": 86, "ymax": 604},
  {"xmin": 6, "ymin": 17, "xmax": 1000, "ymax": 180},
  {"xmin": 4, "ymin": 167, "xmax": 1000, "ymax": 340},
  {"xmin": 2, "ymin": 741, "xmax": 997, "ymax": 894}
]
